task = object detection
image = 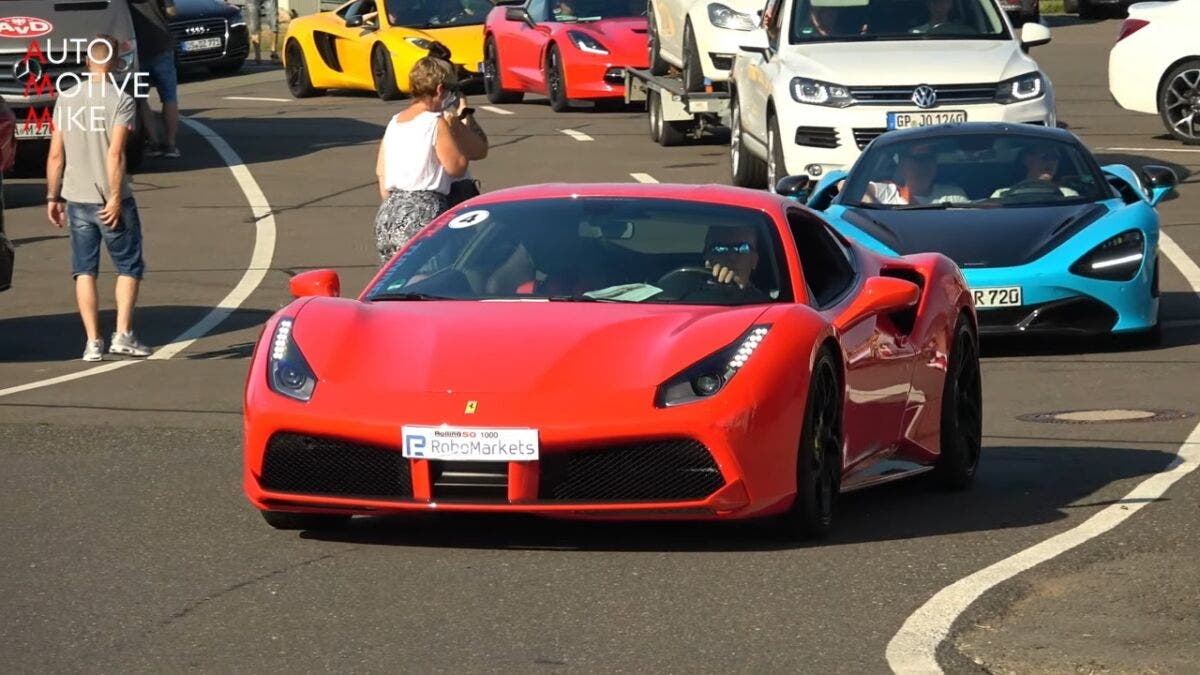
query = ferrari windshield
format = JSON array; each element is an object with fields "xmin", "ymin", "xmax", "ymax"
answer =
[
  {"xmin": 787, "ymin": 0, "xmax": 1008, "ymax": 43},
  {"xmin": 840, "ymin": 133, "xmax": 1110, "ymax": 209},
  {"xmin": 547, "ymin": 0, "xmax": 646, "ymax": 21},
  {"xmin": 365, "ymin": 197, "xmax": 790, "ymax": 306},
  {"xmin": 383, "ymin": 0, "xmax": 494, "ymax": 28}
]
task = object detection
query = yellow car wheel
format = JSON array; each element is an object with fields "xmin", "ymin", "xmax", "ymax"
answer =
[
  {"xmin": 371, "ymin": 45, "xmax": 404, "ymax": 101},
  {"xmin": 285, "ymin": 40, "xmax": 322, "ymax": 98}
]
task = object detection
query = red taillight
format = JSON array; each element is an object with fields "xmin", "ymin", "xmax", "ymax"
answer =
[{"xmin": 1117, "ymin": 18, "xmax": 1149, "ymax": 42}]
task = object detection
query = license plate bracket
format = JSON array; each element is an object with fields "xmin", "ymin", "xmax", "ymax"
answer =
[
  {"xmin": 401, "ymin": 425, "xmax": 539, "ymax": 462},
  {"xmin": 887, "ymin": 110, "xmax": 967, "ymax": 130}
]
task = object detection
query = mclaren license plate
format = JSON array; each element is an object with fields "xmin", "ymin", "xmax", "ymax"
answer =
[
  {"xmin": 887, "ymin": 110, "xmax": 967, "ymax": 130},
  {"xmin": 401, "ymin": 425, "xmax": 538, "ymax": 462},
  {"xmin": 972, "ymin": 286, "xmax": 1022, "ymax": 308}
]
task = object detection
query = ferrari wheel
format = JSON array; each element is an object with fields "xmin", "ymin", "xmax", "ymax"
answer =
[
  {"xmin": 285, "ymin": 40, "xmax": 322, "ymax": 98},
  {"xmin": 933, "ymin": 316, "xmax": 982, "ymax": 491},
  {"xmin": 260, "ymin": 510, "xmax": 351, "ymax": 531},
  {"xmin": 681, "ymin": 22, "xmax": 704, "ymax": 93},
  {"xmin": 648, "ymin": 4, "xmax": 669, "ymax": 76},
  {"xmin": 1159, "ymin": 59, "xmax": 1200, "ymax": 144},
  {"xmin": 484, "ymin": 36, "xmax": 523, "ymax": 104},
  {"xmin": 546, "ymin": 45, "xmax": 570, "ymax": 113},
  {"xmin": 372, "ymin": 45, "xmax": 403, "ymax": 101},
  {"xmin": 730, "ymin": 94, "xmax": 767, "ymax": 188},
  {"xmin": 780, "ymin": 348, "xmax": 842, "ymax": 539}
]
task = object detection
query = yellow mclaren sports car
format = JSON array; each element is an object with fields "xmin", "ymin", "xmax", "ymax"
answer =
[{"xmin": 283, "ymin": 0, "xmax": 492, "ymax": 100}]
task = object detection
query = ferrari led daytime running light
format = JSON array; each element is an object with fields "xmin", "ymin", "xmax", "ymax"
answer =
[
  {"xmin": 728, "ymin": 326, "xmax": 768, "ymax": 370},
  {"xmin": 657, "ymin": 325, "xmax": 772, "ymax": 407},
  {"xmin": 271, "ymin": 319, "xmax": 292, "ymax": 361},
  {"xmin": 267, "ymin": 318, "xmax": 317, "ymax": 402}
]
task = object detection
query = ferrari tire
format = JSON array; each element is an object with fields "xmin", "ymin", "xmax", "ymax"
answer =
[
  {"xmin": 285, "ymin": 39, "xmax": 322, "ymax": 98},
  {"xmin": 546, "ymin": 45, "xmax": 570, "ymax": 113},
  {"xmin": 766, "ymin": 115, "xmax": 788, "ymax": 193},
  {"xmin": 681, "ymin": 22, "xmax": 704, "ymax": 93},
  {"xmin": 778, "ymin": 348, "xmax": 842, "ymax": 539},
  {"xmin": 484, "ymin": 36, "xmax": 524, "ymax": 104},
  {"xmin": 648, "ymin": 4, "xmax": 670, "ymax": 76},
  {"xmin": 933, "ymin": 316, "xmax": 982, "ymax": 491},
  {"xmin": 260, "ymin": 510, "xmax": 351, "ymax": 531},
  {"xmin": 372, "ymin": 45, "xmax": 404, "ymax": 101},
  {"xmin": 649, "ymin": 90, "xmax": 688, "ymax": 146},
  {"xmin": 730, "ymin": 94, "xmax": 767, "ymax": 188}
]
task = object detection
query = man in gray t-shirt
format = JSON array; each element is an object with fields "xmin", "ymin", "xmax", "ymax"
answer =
[{"xmin": 46, "ymin": 34, "xmax": 153, "ymax": 362}]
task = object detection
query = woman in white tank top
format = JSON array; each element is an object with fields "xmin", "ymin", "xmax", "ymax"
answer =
[{"xmin": 373, "ymin": 47, "xmax": 489, "ymax": 263}]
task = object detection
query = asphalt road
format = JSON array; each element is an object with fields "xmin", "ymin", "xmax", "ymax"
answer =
[{"xmin": 3, "ymin": 17, "xmax": 1199, "ymax": 673}]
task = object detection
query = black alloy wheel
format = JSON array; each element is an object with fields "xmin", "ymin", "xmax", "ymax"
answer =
[
  {"xmin": 933, "ymin": 316, "xmax": 983, "ymax": 490},
  {"xmin": 546, "ymin": 45, "xmax": 569, "ymax": 112},
  {"xmin": 285, "ymin": 40, "xmax": 321, "ymax": 98},
  {"xmin": 372, "ymin": 45, "xmax": 403, "ymax": 101},
  {"xmin": 779, "ymin": 349, "xmax": 842, "ymax": 538},
  {"xmin": 484, "ymin": 36, "xmax": 524, "ymax": 104}
]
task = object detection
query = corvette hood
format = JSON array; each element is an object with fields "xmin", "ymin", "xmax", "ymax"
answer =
[
  {"xmin": 292, "ymin": 300, "xmax": 767, "ymax": 395},
  {"xmin": 777, "ymin": 40, "xmax": 1035, "ymax": 85},
  {"xmin": 841, "ymin": 203, "xmax": 1109, "ymax": 268},
  {"xmin": 558, "ymin": 17, "xmax": 649, "ymax": 55}
]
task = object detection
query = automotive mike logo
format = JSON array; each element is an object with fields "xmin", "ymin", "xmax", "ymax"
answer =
[{"xmin": 0, "ymin": 17, "xmax": 53, "ymax": 39}]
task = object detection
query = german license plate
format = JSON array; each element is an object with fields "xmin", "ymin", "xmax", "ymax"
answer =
[
  {"xmin": 401, "ymin": 425, "xmax": 538, "ymax": 462},
  {"xmin": 181, "ymin": 37, "xmax": 222, "ymax": 52},
  {"xmin": 972, "ymin": 286, "xmax": 1022, "ymax": 308},
  {"xmin": 14, "ymin": 122, "xmax": 51, "ymax": 139},
  {"xmin": 887, "ymin": 110, "xmax": 967, "ymax": 130}
]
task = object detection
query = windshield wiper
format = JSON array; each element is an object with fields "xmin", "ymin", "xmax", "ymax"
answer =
[
  {"xmin": 546, "ymin": 295, "xmax": 636, "ymax": 303},
  {"xmin": 369, "ymin": 292, "xmax": 458, "ymax": 301}
]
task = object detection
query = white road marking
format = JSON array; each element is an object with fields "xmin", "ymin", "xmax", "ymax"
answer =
[
  {"xmin": 560, "ymin": 129, "xmax": 594, "ymax": 141},
  {"xmin": 1099, "ymin": 147, "xmax": 1200, "ymax": 154},
  {"xmin": 479, "ymin": 105, "xmax": 513, "ymax": 115},
  {"xmin": 630, "ymin": 173, "xmax": 659, "ymax": 183},
  {"xmin": 0, "ymin": 117, "xmax": 276, "ymax": 399},
  {"xmin": 224, "ymin": 96, "xmax": 290, "ymax": 103},
  {"xmin": 885, "ymin": 231, "xmax": 1200, "ymax": 674}
]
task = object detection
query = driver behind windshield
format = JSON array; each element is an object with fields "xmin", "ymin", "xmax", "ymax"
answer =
[
  {"xmin": 990, "ymin": 144, "xmax": 1080, "ymax": 198},
  {"xmin": 861, "ymin": 143, "xmax": 969, "ymax": 206},
  {"xmin": 704, "ymin": 225, "xmax": 767, "ymax": 297},
  {"xmin": 910, "ymin": 0, "xmax": 958, "ymax": 33},
  {"xmin": 795, "ymin": 0, "xmax": 869, "ymax": 37}
]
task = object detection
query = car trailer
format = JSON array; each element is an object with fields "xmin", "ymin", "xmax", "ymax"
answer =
[{"xmin": 623, "ymin": 67, "xmax": 730, "ymax": 147}]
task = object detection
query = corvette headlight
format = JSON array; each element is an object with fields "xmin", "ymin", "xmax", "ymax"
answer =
[
  {"xmin": 568, "ymin": 31, "xmax": 609, "ymax": 55},
  {"xmin": 405, "ymin": 37, "xmax": 433, "ymax": 49},
  {"xmin": 656, "ymin": 325, "xmax": 771, "ymax": 407},
  {"xmin": 790, "ymin": 77, "xmax": 853, "ymax": 107},
  {"xmin": 1069, "ymin": 230, "xmax": 1145, "ymax": 282},
  {"xmin": 267, "ymin": 319, "xmax": 318, "ymax": 402},
  {"xmin": 707, "ymin": 3, "xmax": 756, "ymax": 31},
  {"xmin": 995, "ymin": 72, "xmax": 1044, "ymax": 103}
]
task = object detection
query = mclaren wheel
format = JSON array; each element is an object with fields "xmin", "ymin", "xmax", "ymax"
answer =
[
  {"xmin": 372, "ymin": 44, "xmax": 404, "ymax": 101},
  {"xmin": 285, "ymin": 39, "xmax": 322, "ymax": 98}
]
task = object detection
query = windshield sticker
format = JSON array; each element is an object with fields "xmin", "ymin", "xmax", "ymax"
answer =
[
  {"xmin": 448, "ymin": 209, "xmax": 489, "ymax": 229},
  {"xmin": 0, "ymin": 17, "xmax": 53, "ymax": 39}
]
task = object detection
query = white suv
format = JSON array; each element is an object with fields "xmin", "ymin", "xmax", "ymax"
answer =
[
  {"xmin": 648, "ymin": 0, "xmax": 765, "ymax": 91},
  {"xmin": 728, "ymin": 0, "xmax": 1056, "ymax": 189}
]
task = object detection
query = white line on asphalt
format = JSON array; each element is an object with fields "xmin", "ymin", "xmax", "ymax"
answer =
[
  {"xmin": 479, "ymin": 105, "xmax": 513, "ymax": 115},
  {"xmin": 885, "ymin": 231, "xmax": 1200, "ymax": 674},
  {"xmin": 1100, "ymin": 147, "xmax": 1200, "ymax": 154},
  {"xmin": 0, "ymin": 117, "xmax": 276, "ymax": 399},
  {"xmin": 560, "ymin": 129, "xmax": 594, "ymax": 141},
  {"xmin": 630, "ymin": 173, "xmax": 659, "ymax": 183},
  {"xmin": 224, "ymin": 96, "xmax": 290, "ymax": 103}
]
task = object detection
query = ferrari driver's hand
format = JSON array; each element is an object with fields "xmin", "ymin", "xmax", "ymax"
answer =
[{"xmin": 711, "ymin": 263, "xmax": 747, "ymax": 288}]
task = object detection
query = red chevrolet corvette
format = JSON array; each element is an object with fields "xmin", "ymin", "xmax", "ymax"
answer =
[
  {"xmin": 482, "ymin": 0, "xmax": 649, "ymax": 111},
  {"xmin": 243, "ymin": 183, "xmax": 982, "ymax": 538}
]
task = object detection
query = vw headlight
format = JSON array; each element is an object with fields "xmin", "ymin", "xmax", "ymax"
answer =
[
  {"xmin": 405, "ymin": 37, "xmax": 433, "ymax": 49},
  {"xmin": 995, "ymin": 72, "xmax": 1044, "ymax": 104},
  {"xmin": 656, "ymin": 325, "xmax": 771, "ymax": 407},
  {"xmin": 707, "ymin": 3, "xmax": 756, "ymax": 31},
  {"xmin": 1069, "ymin": 230, "xmax": 1145, "ymax": 281},
  {"xmin": 790, "ymin": 77, "xmax": 853, "ymax": 107},
  {"xmin": 568, "ymin": 31, "xmax": 609, "ymax": 55},
  {"xmin": 267, "ymin": 318, "xmax": 318, "ymax": 402}
]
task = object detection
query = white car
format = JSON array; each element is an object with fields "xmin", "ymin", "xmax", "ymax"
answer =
[
  {"xmin": 648, "ymin": 0, "xmax": 765, "ymax": 91},
  {"xmin": 728, "ymin": 0, "xmax": 1056, "ymax": 189},
  {"xmin": 1108, "ymin": 0, "xmax": 1200, "ymax": 145}
]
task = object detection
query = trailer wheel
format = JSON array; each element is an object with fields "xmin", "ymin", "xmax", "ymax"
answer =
[{"xmin": 649, "ymin": 90, "xmax": 687, "ymax": 147}]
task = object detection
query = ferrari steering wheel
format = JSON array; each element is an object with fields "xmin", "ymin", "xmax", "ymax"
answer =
[{"xmin": 656, "ymin": 266, "xmax": 716, "ymax": 290}]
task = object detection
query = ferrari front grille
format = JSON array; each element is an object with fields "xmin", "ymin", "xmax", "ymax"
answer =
[
  {"xmin": 260, "ymin": 432, "xmax": 414, "ymax": 500},
  {"xmin": 538, "ymin": 439, "xmax": 724, "ymax": 502}
]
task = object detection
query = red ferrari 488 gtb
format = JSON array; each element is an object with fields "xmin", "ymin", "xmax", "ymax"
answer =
[
  {"xmin": 483, "ymin": 0, "xmax": 649, "ymax": 111},
  {"xmin": 243, "ymin": 183, "xmax": 982, "ymax": 539}
]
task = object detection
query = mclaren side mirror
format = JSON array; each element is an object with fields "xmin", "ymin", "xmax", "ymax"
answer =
[
  {"xmin": 290, "ymin": 269, "xmax": 341, "ymax": 299},
  {"xmin": 833, "ymin": 276, "xmax": 920, "ymax": 332},
  {"xmin": 775, "ymin": 175, "xmax": 811, "ymax": 201},
  {"xmin": 345, "ymin": 15, "xmax": 364, "ymax": 28},
  {"xmin": 1142, "ymin": 165, "xmax": 1177, "ymax": 206}
]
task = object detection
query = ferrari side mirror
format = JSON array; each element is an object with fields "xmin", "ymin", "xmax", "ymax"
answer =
[{"xmin": 290, "ymin": 269, "xmax": 341, "ymax": 299}]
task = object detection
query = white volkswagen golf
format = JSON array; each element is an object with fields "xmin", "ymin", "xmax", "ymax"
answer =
[{"xmin": 728, "ymin": 0, "xmax": 1057, "ymax": 189}]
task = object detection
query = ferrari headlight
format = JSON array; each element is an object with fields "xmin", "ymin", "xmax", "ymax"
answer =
[
  {"xmin": 707, "ymin": 3, "xmax": 756, "ymax": 31},
  {"xmin": 1069, "ymin": 230, "xmax": 1145, "ymax": 281},
  {"xmin": 995, "ymin": 72, "xmax": 1044, "ymax": 104},
  {"xmin": 567, "ymin": 31, "xmax": 608, "ymax": 55},
  {"xmin": 790, "ymin": 77, "xmax": 853, "ymax": 107},
  {"xmin": 656, "ymin": 325, "xmax": 771, "ymax": 407},
  {"xmin": 405, "ymin": 37, "xmax": 434, "ymax": 49},
  {"xmin": 267, "ymin": 319, "xmax": 318, "ymax": 402}
]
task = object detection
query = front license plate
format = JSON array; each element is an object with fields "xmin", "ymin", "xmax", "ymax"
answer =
[
  {"xmin": 14, "ymin": 123, "xmax": 51, "ymax": 139},
  {"xmin": 887, "ymin": 110, "xmax": 967, "ymax": 130},
  {"xmin": 181, "ymin": 37, "xmax": 223, "ymax": 52},
  {"xmin": 972, "ymin": 286, "xmax": 1022, "ymax": 308},
  {"xmin": 401, "ymin": 425, "xmax": 539, "ymax": 462}
]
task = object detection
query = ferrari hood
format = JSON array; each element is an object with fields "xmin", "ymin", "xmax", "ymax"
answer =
[
  {"xmin": 778, "ymin": 40, "xmax": 1036, "ymax": 85},
  {"xmin": 841, "ymin": 203, "xmax": 1110, "ymax": 268},
  {"xmin": 291, "ymin": 299, "xmax": 767, "ymax": 395}
]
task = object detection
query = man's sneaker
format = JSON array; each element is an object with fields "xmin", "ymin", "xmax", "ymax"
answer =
[
  {"xmin": 82, "ymin": 339, "xmax": 105, "ymax": 362},
  {"xmin": 110, "ymin": 332, "xmax": 152, "ymax": 357},
  {"xmin": 162, "ymin": 146, "xmax": 181, "ymax": 159}
]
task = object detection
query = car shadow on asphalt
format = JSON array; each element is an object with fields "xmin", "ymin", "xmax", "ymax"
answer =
[
  {"xmin": 296, "ymin": 444, "xmax": 1175, "ymax": 552},
  {"xmin": 0, "ymin": 306, "xmax": 272, "ymax": 362}
]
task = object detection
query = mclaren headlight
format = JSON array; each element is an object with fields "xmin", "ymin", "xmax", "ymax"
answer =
[
  {"xmin": 1069, "ymin": 230, "xmax": 1145, "ymax": 281},
  {"xmin": 707, "ymin": 3, "xmax": 756, "ymax": 31},
  {"xmin": 656, "ymin": 325, "xmax": 771, "ymax": 407},
  {"xmin": 995, "ymin": 72, "xmax": 1044, "ymax": 103},
  {"xmin": 567, "ymin": 31, "xmax": 608, "ymax": 55},
  {"xmin": 790, "ymin": 77, "xmax": 854, "ymax": 107},
  {"xmin": 405, "ymin": 37, "xmax": 434, "ymax": 49},
  {"xmin": 267, "ymin": 318, "xmax": 318, "ymax": 402}
]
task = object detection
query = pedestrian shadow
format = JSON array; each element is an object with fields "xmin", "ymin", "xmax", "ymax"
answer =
[
  {"xmin": 295, "ymin": 444, "xmax": 1175, "ymax": 552},
  {"xmin": 0, "ymin": 305, "xmax": 272, "ymax": 362}
]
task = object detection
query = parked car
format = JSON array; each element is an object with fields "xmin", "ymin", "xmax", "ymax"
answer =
[
  {"xmin": 1108, "ymin": 0, "xmax": 1199, "ymax": 144},
  {"xmin": 1, "ymin": 95, "xmax": 15, "ymax": 292},
  {"xmin": 648, "ymin": 0, "xmax": 763, "ymax": 92},
  {"xmin": 997, "ymin": 0, "xmax": 1040, "ymax": 25},
  {"xmin": 1063, "ymin": 0, "xmax": 1134, "ymax": 19},
  {"xmin": 169, "ymin": 0, "xmax": 251, "ymax": 76}
]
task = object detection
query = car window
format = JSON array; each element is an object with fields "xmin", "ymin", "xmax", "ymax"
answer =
[
  {"xmin": 548, "ymin": 0, "xmax": 645, "ymax": 21},
  {"xmin": 789, "ymin": 0, "xmax": 1008, "ymax": 43},
  {"xmin": 365, "ymin": 197, "xmax": 795, "ymax": 306},
  {"xmin": 764, "ymin": 0, "xmax": 786, "ymax": 47},
  {"xmin": 385, "ymin": 0, "xmax": 493, "ymax": 28},
  {"xmin": 786, "ymin": 209, "xmax": 856, "ymax": 307},
  {"xmin": 528, "ymin": 0, "xmax": 549, "ymax": 22}
]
